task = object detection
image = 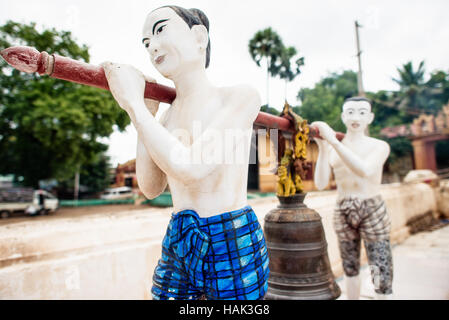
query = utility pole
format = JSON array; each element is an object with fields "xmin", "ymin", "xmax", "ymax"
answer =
[
  {"xmin": 266, "ymin": 57, "xmax": 270, "ymax": 107},
  {"xmin": 354, "ymin": 20, "xmax": 365, "ymax": 97}
]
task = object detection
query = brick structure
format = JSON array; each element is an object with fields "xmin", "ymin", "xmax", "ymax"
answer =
[
  {"xmin": 114, "ymin": 159, "xmax": 138, "ymax": 189},
  {"xmin": 380, "ymin": 103, "xmax": 449, "ymax": 172}
]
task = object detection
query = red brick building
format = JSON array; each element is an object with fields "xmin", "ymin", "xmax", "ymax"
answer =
[{"xmin": 113, "ymin": 159, "xmax": 138, "ymax": 189}]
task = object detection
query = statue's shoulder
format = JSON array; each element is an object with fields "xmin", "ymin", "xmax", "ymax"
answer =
[
  {"xmin": 367, "ymin": 136, "xmax": 390, "ymax": 154},
  {"xmin": 218, "ymin": 85, "xmax": 261, "ymax": 126},
  {"xmin": 367, "ymin": 136, "xmax": 389, "ymax": 146},
  {"xmin": 219, "ymin": 84, "xmax": 261, "ymax": 107}
]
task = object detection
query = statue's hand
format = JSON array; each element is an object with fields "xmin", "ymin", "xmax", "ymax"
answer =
[
  {"xmin": 141, "ymin": 74, "xmax": 159, "ymax": 116},
  {"xmin": 311, "ymin": 121, "xmax": 338, "ymax": 145},
  {"xmin": 101, "ymin": 62, "xmax": 148, "ymax": 113},
  {"xmin": 313, "ymin": 134, "xmax": 328, "ymax": 150},
  {"xmin": 144, "ymin": 98, "xmax": 159, "ymax": 117}
]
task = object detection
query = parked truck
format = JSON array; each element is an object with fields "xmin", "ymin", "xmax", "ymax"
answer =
[{"xmin": 0, "ymin": 188, "xmax": 59, "ymax": 219}]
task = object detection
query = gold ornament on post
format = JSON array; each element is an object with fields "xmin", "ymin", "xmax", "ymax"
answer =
[{"xmin": 276, "ymin": 101, "xmax": 311, "ymax": 196}]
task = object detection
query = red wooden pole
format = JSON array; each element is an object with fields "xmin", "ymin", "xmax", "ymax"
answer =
[
  {"xmin": 1, "ymin": 46, "xmax": 344, "ymax": 140},
  {"xmin": 0, "ymin": 46, "xmax": 176, "ymax": 104}
]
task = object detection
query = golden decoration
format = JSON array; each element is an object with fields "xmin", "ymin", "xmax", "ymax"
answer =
[{"xmin": 276, "ymin": 101, "xmax": 311, "ymax": 197}]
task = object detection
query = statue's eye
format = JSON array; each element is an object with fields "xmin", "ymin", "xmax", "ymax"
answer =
[
  {"xmin": 156, "ymin": 25, "xmax": 166, "ymax": 34},
  {"xmin": 144, "ymin": 42, "xmax": 150, "ymax": 48}
]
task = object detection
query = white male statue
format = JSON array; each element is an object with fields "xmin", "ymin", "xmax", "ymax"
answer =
[
  {"xmin": 312, "ymin": 97, "xmax": 393, "ymax": 300},
  {"xmin": 101, "ymin": 5, "xmax": 269, "ymax": 300}
]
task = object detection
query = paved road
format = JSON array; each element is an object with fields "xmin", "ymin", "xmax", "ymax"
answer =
[
  {"xmin": 337, "ymin": 224, "xmax": 449, "ymax": 300},
  {"xmin": 0, "ymin": 204, "xmax": 148, "ymax": 226}
]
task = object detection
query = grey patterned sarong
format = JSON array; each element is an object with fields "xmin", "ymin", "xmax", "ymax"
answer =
[
  {"xmin": 334, "ymin": 195, "xmax": 391, "ymax": 242},
  {"xmin": 334, "ymin": 195, "xmax": 393, "ymax": 294}
]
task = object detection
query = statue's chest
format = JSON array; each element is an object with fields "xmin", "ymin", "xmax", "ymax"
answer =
[
  {"xmin": 164, "ymin": 100, "xmax": 224, "ymax": 146},
  {"xmin": 329, "ymin": 141, "xmax": 373, "ymax": 169}
]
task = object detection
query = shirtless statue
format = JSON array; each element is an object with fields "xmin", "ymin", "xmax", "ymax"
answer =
[
  {"xmin": 101, "ymin": 5, "xmax": 269, "ymax": 300},
  {"xmin": 312, "ymin": 97, "xmax": 393, "ymax": 300}
]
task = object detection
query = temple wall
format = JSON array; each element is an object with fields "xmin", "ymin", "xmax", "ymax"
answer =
[{"xmin": 0, "ymin": 182, "xmax": 438, "ymax": 299}]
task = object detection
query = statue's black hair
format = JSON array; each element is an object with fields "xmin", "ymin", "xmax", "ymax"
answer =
[
  {"xmin": 344, "ymin": 96, "xmax": 372, "ymax": 105},
  {"xmin": 158, "ymin": 5, "xmax": 211, "ymax": 68}
]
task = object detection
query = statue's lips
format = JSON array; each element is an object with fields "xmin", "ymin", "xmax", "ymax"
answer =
[
  {"xmin": 155, "ymin": 55, "xmax": 165, "ymax": 65},
  {"xmin": 351, "ymin": 123, "xmax": 360, "ymax": 128}
]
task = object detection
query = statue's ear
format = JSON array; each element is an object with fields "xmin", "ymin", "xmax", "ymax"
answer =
[
  {"xmin": 191, "ymin": 25, "xmax": 209, "ymax": 50},
  {"xmin": 368, "ymin": 112, "xmax": 374, "ymax": 124},
  {"xmin": 341, "ymin": 111, "xmax": 346, "ymax": 124}
]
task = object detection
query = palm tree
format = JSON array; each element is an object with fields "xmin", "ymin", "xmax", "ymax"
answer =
[
  {"xmin": 391, "ymin": 61, "xmax": 442, "ymax": 114},
  {"xmin": 276, "ymin": 46, "xmax": 304, "ymax": 100},
  {"xmin": 248, "ymin": 28, "xmax": 284, "ymax": 107},
  {"xmin": 393, "ymin": 61, "xmax": 425, "ymax": 89}
]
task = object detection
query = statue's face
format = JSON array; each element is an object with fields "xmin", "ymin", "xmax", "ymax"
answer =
[
  {"xmin": 341, "ymin": 100, "xmax": 374, "ymax": 133},
  {"xmin": 142, "ymin": 7, "xmax": 207, "ymax": 78}
]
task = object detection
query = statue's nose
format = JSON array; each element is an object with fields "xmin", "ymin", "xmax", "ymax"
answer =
[{"xmin": 150, "ymin": 39, "xmax": 161, "ymax": 55}]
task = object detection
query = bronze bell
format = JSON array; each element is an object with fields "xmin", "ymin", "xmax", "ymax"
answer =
[{"xmin": 264, "ymin": 193, "xmax": 341, "ymax": 300}]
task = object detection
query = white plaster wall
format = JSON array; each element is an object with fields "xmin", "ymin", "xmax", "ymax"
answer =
[{"xmin": 0, "ymin": 182, "xmax": 438, "ymax": 299}]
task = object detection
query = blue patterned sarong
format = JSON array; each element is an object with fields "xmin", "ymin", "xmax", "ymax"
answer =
[{"xmin": 151, "ymin": 205, "xmax": 270, "ymax": 300}]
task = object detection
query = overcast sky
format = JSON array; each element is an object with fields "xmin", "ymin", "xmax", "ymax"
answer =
[{"xmin": 1, "ymin": 0, "xmax": 448, "ymax": 166}]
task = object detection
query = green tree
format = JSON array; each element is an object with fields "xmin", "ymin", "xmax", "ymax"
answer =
[
  {"xmin": 294, "ymin": 70, "xmax": 358, "ymax": 132},
  {"xmin": 80, "ymin": 153, "xmax": 113, "ymax": 193},
  {"xmin": 56, "ymin": 152, "xmax": 113, "ymax": 197},
  {"xmin": 423, "ymin": 69, "xmax": 449, "ymax": 112},
  {"xmin": 259, "ymin": 104, "xmax": 279, "ymax": 116},
  {"xmin": 368, "ymin": 88, "xmax": 415, "ymax": 165},
  {"xmin": 276, "ymin": 46, "xmax": 304, "ymax": 100},
  {"xmin": 392, "ymin": 61, "xmax": 427, "ymax": 114},
  {"xmin": 393, "ymin": 61, "xmax": 425, "ymax": 88},
  {"xmin": 0, "ymin": 21, "xmax": 129, "ymax": 188},
  {"xmin": 369, "ymin": 90, "xmax": 415, "ymax": 135},
  {"xmin": 389, "ymin": 61, "xmax": 448, "ymax": 115},
  {"xmin": 248, "ymin": 27, "xmax": 284, "ymax": 106}
]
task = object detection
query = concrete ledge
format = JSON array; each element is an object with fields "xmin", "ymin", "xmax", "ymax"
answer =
[{"xmin": 0, "ymin": 182, "xmax": 438, "ymax": 299}]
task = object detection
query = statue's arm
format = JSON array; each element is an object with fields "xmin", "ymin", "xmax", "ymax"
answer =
[
  {"xmin": 312, "ymin": 121, "xmax": 390, "ymax": 178},
  {"xmin": 314, "ymin": 139, "xmax": 332, "ymax": 190},
  {"xmin": 100, "ymin": 62, "xmax": 191, "ymax": 182},
  {"xmin": 331, "ymin": 140, "xmax": 390, "ymax": 177},
  {"xmin": 125, "ymin": 86, "xmax": 259, "ymax": 184},
  {"xmin": 132, "ymin": 86, "xmax": 260, "ymax": 184},
  {"xmin": 102, "ymin": 62, "xmax": 260, "ymax": 184},
  {"xmin": 135, "ymin": 104, "xmax": 168, "ymax": 199}
]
